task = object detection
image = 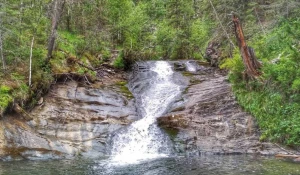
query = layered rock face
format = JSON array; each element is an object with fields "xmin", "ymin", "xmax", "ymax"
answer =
[
  {"xmin": 0, "ymin": 79, "xmax": 137, "ymax": 160},
  {"xmin": 158, "ymin": 61, "xmax": 286, "ymax": 155},
  {"xmin": 0, "ymin": 61, "xmax": 291, "ymax": 161}
]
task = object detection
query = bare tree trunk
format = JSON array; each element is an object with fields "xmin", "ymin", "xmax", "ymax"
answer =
[
  {"xmin": 0, "ymin": 31, "xmax": 5, "ymax": 70},
  {"xmin": 0, "ymin": 1, "xmax": 6, "ymax": 71},
  {"xmin": 232, "ymin": 14, "xmax": 261, "ymax": 78},
  {"xmin": 29, "ymin": 36, "xmax": 34, "ymax": 86},
  {"xmin": 46, "ymin": 0, "xmax": 65, "ymax": 62}
]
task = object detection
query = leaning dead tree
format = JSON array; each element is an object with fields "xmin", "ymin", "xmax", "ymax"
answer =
[{"xmin": 232, "ymin": 14, "xmax": 261, "ymax": 78}]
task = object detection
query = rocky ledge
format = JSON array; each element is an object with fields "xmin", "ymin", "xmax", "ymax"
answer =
[
  {"xmin": 158, "ymin": 61, "xmax": 294, "ymax": 156},
  {"xmin": 0, "ymin": 60, "xmax": 296, "ymax": 161},
  {"xmin": 0, "ymin": 73, "xmax": 137, "ymax": 161}
]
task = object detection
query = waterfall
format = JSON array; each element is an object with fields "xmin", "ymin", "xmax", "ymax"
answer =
[{"xmin": 109, "ymin": 61, "xmax": 182, "ymax": 164}]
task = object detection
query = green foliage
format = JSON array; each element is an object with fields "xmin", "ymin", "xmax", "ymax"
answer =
[
  {"xmin": 155, "ymin": 20, "xmax": 177, "ymax": 58},
  {"xmin": 225, "ymin": 18, "xmax": 300, "ymax": 147},
  {"xmin": 220, "ymin": 51, "xmax": 245, "ymax": 83},
  {"xmin": 57, "ymin": 31, "xmax": 85, "ymax": 55},
  {"xmin": 190, "ymin": 18, "xmax": 212, "ymax": 59},
  {"xmin": 113, "ymin": 52, "xmax": 125, "ymax": 69},
  {"xmin": 1, "ymin": 0, "xmax": 300, "ymax": 148},
  {"xmin": 234, "ymin": 88, "xmax": 300, "ymax": 146},
  {"xmin": 0, "ymin": 86, "xmax": 13, "ymax": 114}
]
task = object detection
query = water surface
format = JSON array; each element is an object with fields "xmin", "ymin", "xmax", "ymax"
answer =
[{"xmin": 0, "ymin": 155, "xmax": 299, "ymax": 175}]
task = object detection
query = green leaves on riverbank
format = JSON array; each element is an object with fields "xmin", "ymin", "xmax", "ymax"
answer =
[{"xmin": 222, "ymin": 18, "xmax": 300, "ymax": 147}]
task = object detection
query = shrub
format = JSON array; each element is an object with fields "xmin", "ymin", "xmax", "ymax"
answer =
[{"xmin": 223, "ymin": 18, "xmax": 300, "ymax": 147}]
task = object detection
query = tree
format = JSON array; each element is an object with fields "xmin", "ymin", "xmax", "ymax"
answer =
[
  {"xmin": 232, "ymin": 14, "xmax": 261, "ymax": 78},
  {"xmin": 0, "ymin": 1, "xmax": 6, "ymax": 70},
  {"xmin": 46, "ymin": 0, "xmax": 65, "ymax": 61},
  {"xmin": 0, "ymin": 20, "xmax": 5, "ymax": 70}
]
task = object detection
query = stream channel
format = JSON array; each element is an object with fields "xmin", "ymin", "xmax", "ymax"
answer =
[{"xmin": 0, "ymin": 61, "xmax": 299, "ymax": 175}]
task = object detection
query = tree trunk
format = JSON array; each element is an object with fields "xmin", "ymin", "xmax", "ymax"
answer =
[
  {"xmin": 29, "ymin": 36, "xmax": 34, "ymax": 86},
  {"xmin": 46, "ymin": 0, "xmax": 65, "ymax": 62},
  {"xmin": 0, "ymin": 31, "xmax": 5, "ymax": 70},
  {"xmin": 232, "ymin": 14, "xmax": 261, "ymax": 78}
]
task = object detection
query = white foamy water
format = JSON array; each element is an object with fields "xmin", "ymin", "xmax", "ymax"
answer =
[
  {"xmin": 186, "ymin": 61, "xmax": 197, "ymax": 72},
  {"xmin": 110, "ymin": 61, "xmax": 181, "ymax": 164}
]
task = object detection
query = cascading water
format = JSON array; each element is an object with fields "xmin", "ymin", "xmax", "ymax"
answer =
[
  {"xmin": 109, "ymin": 61, "xmax": 182, "ymax": 164},
  {"xmin": 186, "ymin": 61, "xmax": 197, "ymax": 72}
]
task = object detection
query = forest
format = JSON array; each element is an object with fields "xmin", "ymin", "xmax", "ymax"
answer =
[{"xmin": 0, "ymin": 0, "xmax": 300, "ymax": 148}]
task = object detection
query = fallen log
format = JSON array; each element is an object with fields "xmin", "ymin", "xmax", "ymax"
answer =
[
  {"xmin": 13, "ymin": 103, "xmax": 33, "ymax": 121},
  {"xmin": 275, "ymin": 154, "xmax": 300, "ymax": 158},
  {"xmin": 275, "ymin": 154, "xmax": 300, "ymax": 162}
]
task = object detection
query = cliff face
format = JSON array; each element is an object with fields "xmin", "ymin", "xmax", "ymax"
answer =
[
  {"xmin": 0, "ymin": 61, "xmax": 292, "ymax": 161},
  {"xmin": 0, "ymin": 75, "xmax": 137, "ymax": 161},
  {"xmin": 158, "ymin": 61, "xmax": 288, "ymax": 155}
]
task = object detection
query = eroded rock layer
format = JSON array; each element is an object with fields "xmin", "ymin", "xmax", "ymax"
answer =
[{"xmin": 0, "ymin": 79, "xmax": 137, "ymax": 160}]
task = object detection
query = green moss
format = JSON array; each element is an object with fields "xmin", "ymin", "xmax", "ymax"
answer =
[
  {"xmin": 82, "ymin": 53, "xmax": 103, "ymax": 67},
  {"xmin": 183, "ymin": 86, "xmax": 190, "ymax": 94},
  {"xmin": 115, "ymin": 81, "xmax": 134, "ymax": 99},
  {"xmin": 182, "ymin": 71, "xmax": 194, "ymax": 77},
  {"xmin": 115, "ymin": 81, "xmax": 127, "ymax": 86},
  {"xmin": 190, "ymin": 78, "xmax": 202, "ymax": 85},
  {"xmin": 161, "ymin": 127, "xmax": 179, "ymax": 140},
  {"xmin": 50, "ymin": 51, "xmax": 70, "ymax": 74}
]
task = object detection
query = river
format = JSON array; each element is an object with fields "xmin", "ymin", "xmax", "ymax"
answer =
[{"xmin": 0, "ymin": 155, "xmax": 299, "ymax": 175}]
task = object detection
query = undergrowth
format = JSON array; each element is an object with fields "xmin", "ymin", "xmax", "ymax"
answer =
[{"xmin": 221, "ymin": 18, "xmax": 300, "ymax": 147}]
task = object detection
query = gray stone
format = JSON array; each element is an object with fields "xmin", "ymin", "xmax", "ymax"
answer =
[
  {"xmin": 0, "ymin": 81, "xmax": 137, "ymax": 160},
  {"xmin": 158, "ymin": 64, "xmax": 294, "ymax": 156}
]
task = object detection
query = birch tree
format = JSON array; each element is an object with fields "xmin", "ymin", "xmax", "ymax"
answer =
[
  {"xmin": 0, "ymin": 2, "xmax": 5, "ymax": 70},
  {"xmin": 0, "ymin": 23, "xmax": 5, "ymax": 71}
]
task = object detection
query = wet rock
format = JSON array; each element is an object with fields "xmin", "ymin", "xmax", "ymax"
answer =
[
  {"xmin": 157, "ymin": 114, "xmax": 188, "ymax": 128},
  {"xmin": 0, "ymin": 80, "xmax": 137, "ymax": 160},
  {"xmin": 159, "ymin": 64, "xmax": 292, "ymax": 155},
  {"xmin": 173, "ymin": 62, "xmax": 186, "ymax": 71}
]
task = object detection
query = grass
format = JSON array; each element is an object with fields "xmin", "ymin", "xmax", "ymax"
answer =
[{"xmin": 221, "ymin": 18, "xmax": 300, "ymax": 147}]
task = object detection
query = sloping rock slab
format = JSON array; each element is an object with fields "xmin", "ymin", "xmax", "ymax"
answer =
[{"xmin": 158, "ymin": 62, "xmax": 291, "ymax": 156}]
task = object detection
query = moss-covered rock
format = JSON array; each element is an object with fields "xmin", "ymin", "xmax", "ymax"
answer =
[{"xmin": 114, "ymin": 81, "xmax": 134, "ymax": 99}]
